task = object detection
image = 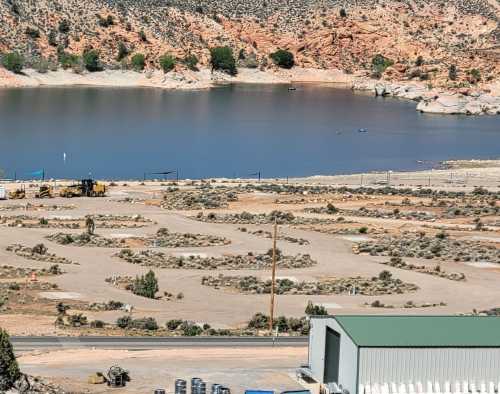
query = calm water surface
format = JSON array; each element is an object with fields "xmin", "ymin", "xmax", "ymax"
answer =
[{"xmin": 0, "ymin": 84, "xmax": 498, "ymax": 179}]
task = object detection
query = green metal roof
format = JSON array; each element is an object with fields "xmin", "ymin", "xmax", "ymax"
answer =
[{"xmin": 333, "ymin": 315, "xmax": 500, "ymax": 347}]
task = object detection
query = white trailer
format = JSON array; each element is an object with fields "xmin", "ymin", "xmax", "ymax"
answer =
[{"xmin": 0, "ymin": 186, "xmax": 6, "ymax": 200}]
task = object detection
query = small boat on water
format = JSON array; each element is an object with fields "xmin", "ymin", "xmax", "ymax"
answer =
[
  {"xmin": 288, "ymin": 87, "xmax": 297, "ymax": 91},
  {"xmin": 358, "ymin": 128, "xmax": 368, "ymax": 133}
]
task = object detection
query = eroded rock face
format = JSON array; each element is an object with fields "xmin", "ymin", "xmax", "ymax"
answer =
[
  {"xmin": 202, "ymin": 274, "xmax": 419, "ymax": 295},
  {"xmin": 116, "ymin": 249, "xmax": 316, "ymax": 269}
]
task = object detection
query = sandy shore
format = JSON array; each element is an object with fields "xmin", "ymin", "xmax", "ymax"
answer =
[{"xmin": 2, "ymin": 66, "xmax": 499, "ymax": 115}]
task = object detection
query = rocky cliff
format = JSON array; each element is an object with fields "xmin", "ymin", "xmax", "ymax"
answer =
[{"xmin": 0, "ymin": 0, "xmax": 499, "ymax": 92}]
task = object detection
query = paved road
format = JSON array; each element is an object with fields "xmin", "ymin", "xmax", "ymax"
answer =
[{"xmin": 12, "ymin": 336, "xmax": 308, "ymax": 351}]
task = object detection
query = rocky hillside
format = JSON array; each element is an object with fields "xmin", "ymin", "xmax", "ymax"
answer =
[{"xmin": 0, "ymin": 0, "xmax": 499, "ymax": 88}]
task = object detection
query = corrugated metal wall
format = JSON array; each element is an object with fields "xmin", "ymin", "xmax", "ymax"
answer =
[{"xmin": 359, "ymin": 348, "xmax": 500, "ymax": 386}]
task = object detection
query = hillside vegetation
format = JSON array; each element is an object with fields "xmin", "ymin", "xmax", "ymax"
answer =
[{"xmin": 0, "ymin": 0, "xmax": 499, "ymax": 88}]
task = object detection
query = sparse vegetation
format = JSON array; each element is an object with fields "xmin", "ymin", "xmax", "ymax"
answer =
[
  {"xmin": 1, "ymin": 52, "xmax": 24, "ymax": 73},
  {"xmin": 131, "ymin": 53, "xmax": 146, "ymax": 71},
  {"xmin": 159, "ymin": 53, "xmax": 175, "ymax": 73},
  {"xmin": 82, "ymin": 49, "xmax": 101, "ymax": 72},
  {"xmin": 210, "ymin": 46, "xmax": 237, "ymax": 75},
  {"xmin": 270, "ymin": 49, "xmax": 295, "ymax": 69},
  {"xmin": 0, "ymin": 329, "xmax": 20, "ymax": 391}
]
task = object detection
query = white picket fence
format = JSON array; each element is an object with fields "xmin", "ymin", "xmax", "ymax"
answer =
[{"xmin": 359, "ymin": 382, "xmax": 500, "ymax": 394}]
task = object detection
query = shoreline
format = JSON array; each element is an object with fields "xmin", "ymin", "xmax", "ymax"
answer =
[
  {"xmin": 2, "ymin": 159, "xmax": 499, "ymax": 190},
  {"xmin": 1, "ymin": 67, "xmax": 499, "ymax": 115}
]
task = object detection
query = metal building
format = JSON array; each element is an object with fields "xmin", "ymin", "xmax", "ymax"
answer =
[{"xmin": 299, "ymin": 316, "xmax": 500, "ymax": 394}]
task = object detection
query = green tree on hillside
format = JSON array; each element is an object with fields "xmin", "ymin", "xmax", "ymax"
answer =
[
  {"xmin": 210, "ymin": 46, "xmax": 237, "ymax": 75},
  {"xmin": 448, "ymin": 64, "xmax": 457, "ymax": 81},
  {"xmin": 131, "ymin": 53, "xmax": 146, "ymax": 71},
  {"xmin": 1, "ymin": 52, "xmax": 24, "ymax": 74},
  {"xmin": 159, "ymin": 53, "xmax": 176, "ymax": 73},
  {"xmin": 0, "ymin": 329, "xmax": 21, "ymax": 391},
  {"xmin": 270, "ymin": 49, "xmax": 295, "ymax": 69},
  {"xmin": 116, "ymin": 41, "xmax": 129, "ymax": 61},
  {"xmin": 183, "ymin": 53, "xmax": 198, "ymax": 71},
  {"xmin": 82, "ymin": 49, "xmax": 101, "ymax": 72}
]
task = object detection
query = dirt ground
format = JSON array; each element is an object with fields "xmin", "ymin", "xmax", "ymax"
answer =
[
  {"xmin": 18, "ymin": 347, "xmax": 307, "ymax": 394},
  {"xmin": 0, "ymin": 163, "xmax": 499, "ymax": 334}
]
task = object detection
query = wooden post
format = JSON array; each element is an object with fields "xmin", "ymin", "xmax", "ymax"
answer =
[{"xmin": 269, "ymin": 219, "xmax": 278, "ymax": 333}]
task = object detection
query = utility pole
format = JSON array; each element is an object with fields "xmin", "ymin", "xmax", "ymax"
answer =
[{"xmin": 269, "ymin": 219, "xmax": 278, "ymax": 333}]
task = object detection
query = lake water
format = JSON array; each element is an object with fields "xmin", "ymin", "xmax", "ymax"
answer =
[{"xmin": 0, "ymin": 84, "xmax": 498, "ymax": 180}]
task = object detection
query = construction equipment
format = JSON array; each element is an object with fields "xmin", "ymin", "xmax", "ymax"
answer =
[
  {"xmin": 81, "ymin": 179, "xmax": 106, "ymax": 197},
  {"xmin": 106, "ymin": 365, "xmax": 130, "ymax": 388},
  {"xmin": 35, "ymin": 184, "xmax": 53, "ymax": 198},
  {"xmin": 59, "ymin": 179, "xmax": 106, "ymax": 198},
  {"xmin": 8, "ymin": 188, "xmax": 25, "ymax": 199},
  {"xmin": 59, "ymin": 183, "xmax": 82, "ymax": 198}
]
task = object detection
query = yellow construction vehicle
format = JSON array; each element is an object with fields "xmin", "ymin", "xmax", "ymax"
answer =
[
  {"xmin": 59, "ymin": 183, "xmax": 83, "ymax": 198},
  {"xmin": 35, "ymin": 185, "xmax": 53, "ymax": 198},
  {"xmin": 8, "ymin": 188, "xmax": 26, "ymax": 199},
  {"xmin": 59, "ymin": 179, "xmax": 106, "ymax": 198}
]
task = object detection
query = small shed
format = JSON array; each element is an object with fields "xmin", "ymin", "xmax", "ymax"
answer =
[{"xmin": 300, "ymin": 316, "xmax": 500, "ymax": 394}]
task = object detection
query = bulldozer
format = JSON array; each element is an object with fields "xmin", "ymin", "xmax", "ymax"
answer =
[
  {"xmin": 59, "ymin": 183, "xmax": 82, "ymax": 198},
  {"xmin": 35, "ymin": 185, "xmax": 53, "ymax": 199},
  {"xmin": 59, "ymin": 179, "xmax": 106, "ymax": 198},
  {"xmin": 8, "ymin": 188, "xmax": 26, "ymax": 199}
]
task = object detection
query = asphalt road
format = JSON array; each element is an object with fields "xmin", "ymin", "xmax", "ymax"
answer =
[{"xmin": 12, "ymin": 336, "xmax": 308, "ymax": 351}]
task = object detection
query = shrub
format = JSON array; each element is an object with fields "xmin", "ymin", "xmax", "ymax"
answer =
[
  {"xmin": 305, "ymin": 301, "xmax": 328, "ymax": 316},
  {"xmin": 0, "ymin": 329, "xmax": 20, "ymax": 391},
  {"xmin": 116, "ymin": 315, "xmax": 132, "ymax": 328},
  {"xmin": 130, "ymin": 317, "xmax": 158, "ymax": 330},
  {"xmin": 270, "ymin": 49, "xmax": 294, "ymax": 69},
  {"xmin": 210, "ymin": 46, "xmax": 237, "ymax": 75},
  {"xmin": 59, "ymin": 51, "xmax": 79, "ymax": 69},
  {"xmin": 183, "ymin": 54, "xmax": 198, "ymax": 71},
  {"xmin": 1, "ymin": 52, "xmax": 24, "ymax": 74},
  {"xmin": 326, "ymin": 203, "xmax": 338, "ymax": 214},
  {"xmin": 98, "ymin": 14, "xmax": 114, "ymax": 27},
  {"xmin": 25, "ymin": 27, "xmax": 40, "ymax": 39},
  {"xmin": 159, "ymin": 53, "xmax": 175, "ymax": 73},
  {"xmin": 180, "ymin": 321, "xmax": 203, "ymax": 336},
  {"xmin": 58, "ymin": 19, "xmax": 70, "ymax": 34},
  {"xmin": 415, "ymin": 55, "xmax": 424, "ymax": 66},
  {"xmin": 378, "ymin": 270, "xmax": 392, "ymax": 281},
  {"xmin": 82, "ymin": 49, "xmax": 101, "ymax": 72},
  {"xmin": 448, "ymin": 64, "xmax": 457, "ymax": 81},
  {"xmin": 116, "ymin": 42, "xmax": 129, "ymax": 61},
  {"xmin": 90, "ymin": 320, "xmax": 105, "ymax": 328},
  {"xmin": 138, "ymin": 29, "xmax": 147, "ymax": 42},
  {"xmin": 358, "ymin": 226, "xmax": 368, "ymax": 234},
  {"xmin": 67, "ymin": 313, "xmax": 87, "ymax": 327},
  {"xmin": 34, "ymin": 57, "xmax": 50, "ymax": 73},
  {"xmin": 48, "ymin": 29, "xmax": 58, "ymax": 46},
  {"xmin": 166, "ymin": 319, "xmax": 183, "ymax": 330},
  {"xmin": 371, "ymin": 54, "xmax": 393, "ymax": 75},
  {"xmin": 339, "ymin": 8, "xmax": 347, "ymax": 17},
  {"xmin": 131, "ymin": 53, "xmax": 145, "ymax": 71},
  {"xmin": 469, "ymin": 68, "xmax": 481, "ymax": 83}
]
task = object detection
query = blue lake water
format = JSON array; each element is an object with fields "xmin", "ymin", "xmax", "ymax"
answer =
[{"xmin": 0, "ymin": 84, "xmax": 498, "ymax": 179}]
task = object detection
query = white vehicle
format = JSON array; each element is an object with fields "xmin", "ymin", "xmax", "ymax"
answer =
[{"xmin": 0, "ymin": 186, "xmax": 6, "ymax": 200}]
